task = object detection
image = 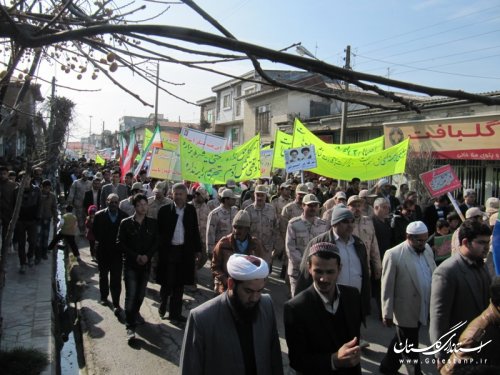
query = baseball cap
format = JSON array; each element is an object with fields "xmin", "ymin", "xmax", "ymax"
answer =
[{"xmin": 302, "ymin": 194, "xmax": 320, "ymax": 205}]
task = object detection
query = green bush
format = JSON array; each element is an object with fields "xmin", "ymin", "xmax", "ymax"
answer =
[{"xmin": 0, "ymin": 347, "xmax": 49, "ymax": 375}]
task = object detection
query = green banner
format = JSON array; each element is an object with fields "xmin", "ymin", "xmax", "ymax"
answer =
[
  {"xmin": 292, "ymin": 118, "xmax": 384, "ymax": 157},
  {"xmin": 291, "ymin": 118, "xmax": 408, "ymax": 180},
  {"xmin": 272, "ymin": 130, "xmax": 293, "ymax": 169},
  {"xmin": 180, "ymin": 134, "xmax": 261, "ymax": 184}
]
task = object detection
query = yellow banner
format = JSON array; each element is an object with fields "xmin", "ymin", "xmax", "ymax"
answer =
[
  {"xmin": 291, "ymin": 119, "xmax": 408, "ymax": 179},
  {"xmin": 143, "ymin": 128, "xmax": 153, "ymax": 151},
  {"xmin": 272, "ymin": 130, "xmax": 293, "ymax": 169},
  {"xmin": 180, "ymin": 134, "xmax": 261, "ymax": 184},
  {"xmin": 161, "ymin": 131, "xmax": 179, "ymax": 151},
  {"xmin": 95, "ymin": 154, "xmax": 105, "ymax": 166},
  {"xmin": 293, "ymin": 118, "xmax": 384, "ymax": 156},
  {"xmin": 148, "ymin": 148, "xmax": 182, "ymax": 181}
]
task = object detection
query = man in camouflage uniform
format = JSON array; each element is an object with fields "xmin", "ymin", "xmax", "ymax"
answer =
[
  {"xmin": 347, "ymin": 195, "xmax": 382, "ymax": 281},
  {"xmin": 147, "ymin": 181, "xmax": 171, "ymax": 220},
  {"xmin": 281, "ymin": 183, "xmax": 309, "ymax": 227},
  {"xmin": 67, "ymin": 169, "xmax": 92, "ymax": 234},
  {"xmin": 285, "ymin": 194, "xmax": 329, "ymax": 297},
  {"xmin": 244, "ymin": 185, "xmax": 279, "ymax": 265},
  {"xmin": 271, "ymin": 182, "xmax": 293, "ymax": 261},
  {"xmin": 206, "ymin": 189, "xmax": 239, "ymax": 259},
  {"xmin": 190, "ymin": 186, "xmax": 210, "ymax": 261},
  {"xmin": 207, "ymin": 186, "xmax": 224, "ymax": 212}
]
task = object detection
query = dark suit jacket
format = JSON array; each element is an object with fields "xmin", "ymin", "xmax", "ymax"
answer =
[
  {"xmin": 156, "ymin": 202, "xmax": 202, "ymax": 286},
  {"xmin": 83, "ymin": 189, "xmax": 101, "ymax": 214},
  {"xmin": 423, "ymin": 204, "xmax": 449, "ymax": 235},
  {"xmin": 100, "ymin": 183, "xmax": 128, "ymax": 208},
  {"xmin": 429, "ymin": 252, "xmax": 491, "ymax": 357},
  {"xmin": 295, "ymin": 230, "xmax": 371, "ymax": 320},
  {"xmin": 284, "ymin": 284, "xmax": 362, "ymax": 375},
  {"xmin": 93, "ymin": 208, "xmax": 128, "ymax": 261}
]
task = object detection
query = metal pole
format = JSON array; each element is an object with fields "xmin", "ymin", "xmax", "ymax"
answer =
[
  {"xmin": 339, "ymin": 45, "xmax": 351, "ymax": 145},
  {"xmin": 154, "ymin": 62, "xmax": 160, "ymax": 127}
]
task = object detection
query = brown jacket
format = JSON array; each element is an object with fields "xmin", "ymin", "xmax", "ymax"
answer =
[{"xmin": 211, "ymin": 233, "xmax": 265, "ymax": 294}]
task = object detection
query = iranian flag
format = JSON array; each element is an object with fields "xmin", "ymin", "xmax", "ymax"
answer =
[
  {"xmin": 134, "ymin": 125, "xmax": 163, "ymax": 176},
  {"xmin": 121, "ymin": 128, "xmax": 140, "ymax": 177}
]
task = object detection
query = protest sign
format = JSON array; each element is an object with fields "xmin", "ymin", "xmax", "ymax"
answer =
[
  {"xmin": 284, "ymin": 145, "xmax": 317, "ymax": 173},
  {"xmin": 148, "ymin": 147, "xmax": 182, "ymax": 181},
  {"xmin": 260, "ymin": 149, "xmax": 274, "ymax": 177},
  {"xmin": 420, "ymin": 165, "xmax": 462, "ymax": 198}
]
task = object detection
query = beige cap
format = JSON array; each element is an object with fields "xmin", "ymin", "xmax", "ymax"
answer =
[
  {"xmin": 154, "ymin": 181, "xmax": 167, "ymax": 193},
  {"xmin": 232, "ymin": 210, "xmax": 251, "ymax": 227},
  {"xmin": 217, "ymin": 186, "xmax": 226, "ymax": 197},
  {"xmin": 254, "ymin": 185, "xmax": 268, "ymax": 195},
  {"xmin": 221, "ymin": 189, "xmax": 239, "ymax": 199},
  {"xmin": 334, "ymin": 191, "xmax": 347, "ymax": 200},
  {"xmin": 347, "ymin": 195, "xmax": 363, "ymax": 205},
  {"xmin": 465, "ymin": 207, "xmax": 486, "ymax": 219},
  {"xmin": 226, "ymin": 179, "xmax": 237, "ymax": 188},
  {"xmin": 131, "ymin": 182, "xmax": 144, "ymax": 191},
  {"xmin": 296, "ymin": 183, "xmax": 309, "ymax": 195},
  {"xmin": 195, "ymin": 187, "xmax": 209, "ymax": 200},
  {"xmin": 302, "ymin": 194, "xmax": 320, "ymax": 205},
  {"xmin": 485, "ymin": 197, "xmax": 499, "ymax": 214},
  {"xmin": 94, "ymin": 172, "xmax": 103, "ymax": 180}
]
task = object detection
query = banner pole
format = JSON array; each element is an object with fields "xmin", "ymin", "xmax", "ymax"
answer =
[{"xmin": 447, "ymin": 192, "xmax": 466, "ymax": 222}]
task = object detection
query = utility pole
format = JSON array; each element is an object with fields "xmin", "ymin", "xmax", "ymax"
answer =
[
  {"xmin": 154, "ymin": 62, "xmax": 160, "ymax": 127},
  {"xmin": 89, "ymin": 115, "xmax": 92, "ymax": 137},
  {"xmin": 339, "ymin": 45, "xmax": 351, "ymax": 144}
]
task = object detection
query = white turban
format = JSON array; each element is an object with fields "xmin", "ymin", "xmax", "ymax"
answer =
[
  {"xmin": 406, "ymin": 221, "xmax": 428, "ymax": 235},
  {"xmin": 227, "ymin": 254, "xmax": 269, "ymax": 281}
]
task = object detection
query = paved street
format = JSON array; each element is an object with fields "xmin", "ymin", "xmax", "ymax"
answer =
[{"xmin": 75, "ymin": 237, "xmax": 438, "ymax": 375}]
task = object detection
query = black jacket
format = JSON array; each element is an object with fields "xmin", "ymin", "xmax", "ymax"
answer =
[
  {"xmin": 93, "ymin": 208, "xmax": 128, "ymax": 260},
  {"xmin": 117, "ymin": 216, "xmax": 158, "ymax": 269}
]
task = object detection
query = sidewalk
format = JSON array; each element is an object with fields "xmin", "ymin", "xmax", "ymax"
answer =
[{"xmin": 0, "ymin": 250, "xmax": 55, "ymax": 375}]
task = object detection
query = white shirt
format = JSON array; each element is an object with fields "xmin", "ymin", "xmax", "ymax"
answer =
[
  {"xmin": 313, "ymin": 283, "xmax": 341, "ymax": 315},
  {"xmin": 408, "ymin": 245, "xmax": 433, "ymax": 325},
  {"xmin": 172, "ymin": 204, "xmax": 185, "ymax": 245},
  {"xmin": 333, "ymin": 231, "xmax": 363, "ymax": 292}
]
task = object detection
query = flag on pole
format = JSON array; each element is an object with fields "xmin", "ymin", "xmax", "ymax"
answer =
[
  {"xmin": 143, "ymin": 128, "xmax": 153, "ymax": 151},
  {"xmin": 119, "ymin": 132, "xmax": 128, "ymax": 171},
  {"xmin": 134, "ymin": 126, "xmax": 163, "ymax": 176},
  {"xmin": 225, "ymin": 130, "xmax": 233, "ymax": 150},
  {"xmin": 121, "ymin": 128, "xmax": 140, "ymax": 177},
  {"xmin": 95, "ymin": 154, "xmax": 105, "ymax": 166}
]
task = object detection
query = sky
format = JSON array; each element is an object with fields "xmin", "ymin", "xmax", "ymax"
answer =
[{"xmin": 22, "ymin": 0, "xmax": 500, "ymax": 141}]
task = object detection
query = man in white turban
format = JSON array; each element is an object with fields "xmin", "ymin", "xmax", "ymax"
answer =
[
  {"xmin": 380, "ymin": 221, "xmax": 436, "ymax": 375},
  {"xmin": 180, "ymin": 254, "xmax": 283, "ymax": 375}
]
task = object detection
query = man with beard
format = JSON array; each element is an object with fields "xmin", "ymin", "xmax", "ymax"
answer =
[
  {"xmin": 284, "ymin": 242, "xmax": 362, "ymax": 375},
  {"xmin": 430, "ymin": 220, "xmax": 492, "ymax": 372},
  {"xmin": 180, "ymin": 254, "xmax": 283, "ymax": 375},
  {"xmin": 380, "ymin": 221, "xmax": 436, "ymax": 375}
]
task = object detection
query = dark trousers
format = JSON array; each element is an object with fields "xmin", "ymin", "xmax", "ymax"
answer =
[
  {"xmin": 381, "ymin": 324, "xmax": 422, "ymax": 375},
  {"xmin": 38, "ymin": 219, "xmax": 52, "ymax": 257},
  {"xmin": 48, "ymin": 232, "xmax": 80, "ymax": 257},
  {"xmin": 98, "ymin": 256, "xmax": 122, "ymax": 308},
  {"xmin": 89, "ymin": 239, "xmax": 96, "ymax": 258},
  {"xmin": 15, "ymin": 220, "xmax": 38, "ymax": 265},
  {"xmin": 160, "ymin": 261, "xmax": 184, "ymax": 318},
  {"xmin": 124, "ymin": 265, "xmax": 150, "ymax": 330},
  {"xmin": 1, "ymin": 219, "xmax": 10, "ymax": 250}
]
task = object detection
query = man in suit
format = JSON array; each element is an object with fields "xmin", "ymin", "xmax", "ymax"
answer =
[
  {"xmin": 157, "ymin": 183, "xmax": 202, "ymax": 322},
  {"xmin": 380, "ymin": 221, "xmax": 436, "ymax": 375},
  {"xmin": 285, "ymin": 242, "xmax": 362, "ymax": 375},
  {"xmin": 430, "ymin": 219, "xmax": 492, "ymax": 372},
  {"xmin": 83, "ymin": 177, "xmax": 102, "ymax": 214},
  {"xmin": 180, "ymin": 254, "xmax": 283, "ymax": 375},
  {"xmin": 100, "ymin": 169, "xmax": 128, "ymax": 208},
  {"xmin": 93, "ymin": 193, "xmax": 128, "ymax": 316}
]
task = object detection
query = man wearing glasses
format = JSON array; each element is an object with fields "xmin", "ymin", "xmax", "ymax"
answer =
[
  {"xmin": 296, "ymin": 205, "xmax": 371, "ymax": 323},
  {"xmin": 430, "ymin": 219, "xmax": 492, "ymax": 373},
  {"xmin": 380, "ymin": 221, "xmax": 436, "ymax": 375}
]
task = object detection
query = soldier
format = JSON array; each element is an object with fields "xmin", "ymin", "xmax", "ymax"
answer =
[
  {"xmin": 67, "ymin": 169, "xmax": 92, "ymax": 234},
  {"xmin": 206, "ymin": 187, "xmax": 224, "ymax": 212},
  {"xmin": 206, "ymin": 189, "xmax": 239, "ymax": 259},
  {"xmin": 190, "ymin": 186, "xmax": 210, "ymax": 273},
  {"xmin": 321, "ymin": 191, "xmax": 347, "ymax": 218},
  {"xmin": 347, "ymin": 195, "xmax": 382, "ymax": 281},
  {"xmin": 281, "ymin": 183, "xmax": 309, "ymax": 225},
  {"xmin": 244, "ymin": 185, "xmax": 279, "ymax": 265},
  {"xmin": 286, "ymin": 194, "xmax": 329, "ymax": 297},
  {"xmin": 271, "ymin": 182, "xmax": 293, "ymax": 262},
  {"xmin": 146, "ymin": 181, "xmax": 172, "ymax": 220}
]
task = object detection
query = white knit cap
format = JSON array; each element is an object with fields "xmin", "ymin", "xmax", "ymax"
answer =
[
  {"xmin": 406, "ymin": 221, "xmax": 428, "ymax": 235},
  {"xmin": 227, "ymin": 254, "xmax": 269, "ymax": 280}
]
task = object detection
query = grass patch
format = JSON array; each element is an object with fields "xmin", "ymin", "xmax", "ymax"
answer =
[{"xmin": 0, "ymin": 347, "xmax": 49, "ymax": 375}]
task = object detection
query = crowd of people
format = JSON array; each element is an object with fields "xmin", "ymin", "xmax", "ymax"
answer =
[{"xmin": 1, "ymin": 158, "xmax": 499, "ymax": 375}]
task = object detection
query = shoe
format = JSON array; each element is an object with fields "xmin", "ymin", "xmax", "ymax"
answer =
[
  {"xmin": 136, "ymin": 314, "xmax": 145, "ymax": 325},
  {"xmin": 158, "ymin": 301, "xmax": 167, "ymax": 318},
  {"xmin": 99, "ymin": 299, "xmax": 109, "ymax": 306},
  {"xmin": 126, "ymin": 329, "xmax": 135, "ymax": 343},
  {"xmin": 114, "ymin": 306, "xmax": 123, "ymax": 317},
  {"xmin": 19, "ymin": 265, "xmax": 26, "ymax": 274},
  {"xmin": 359, "ymin": 339, "xmax": 370, "ymax": 349},
  {"xmin": 91, "ymin": 256, "xmax": 97, "ymax": 263},
  {"xmin": 28, "ymin": 258, "xmax": 34, "ymax": 267},
  {"xmin": 169, "ymin": 315, "xmax": 187, "ymax": 323}
]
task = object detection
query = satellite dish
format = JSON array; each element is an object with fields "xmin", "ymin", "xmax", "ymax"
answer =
[{"xmin": 295, "ymin": 45, "xmax": 316, "ymax": 59}]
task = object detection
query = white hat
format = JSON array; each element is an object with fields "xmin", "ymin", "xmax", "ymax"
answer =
[
  {"xmin": 334, "ymin": 191, "xmax": 346, "ymax": 200},
  {"xmin": 227, "ymin": 254, "xmax": 269, "ymax": 280},
  {"xmin": 378, "ymin": 178, "xmax": 389, "ymax": 187},
  {"xmin": 406, "ymin": 221, "xmax": 428, "ymax": 235},
  {"xmin": 465, "ymin": 207, "xmax": 486, "ymax": 219}
]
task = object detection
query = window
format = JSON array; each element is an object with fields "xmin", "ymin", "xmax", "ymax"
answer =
[
  {"xmin": 244, "ymin": 86, "xmax": 256, "ymax": 95},
  {"xmin": 255, "ymin": 105, "xmax": 270, "ymax": 135},
  {"xmin": 235, "ymin": 100, "xmax": 241, "ymax": 116},
  {"xmin": 207, "ymin": 109, "xmax": 213, "ymax": 123},
  {"xmin": 223, "ymin": 93, "xmax": 232, "ymax": 109}
]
